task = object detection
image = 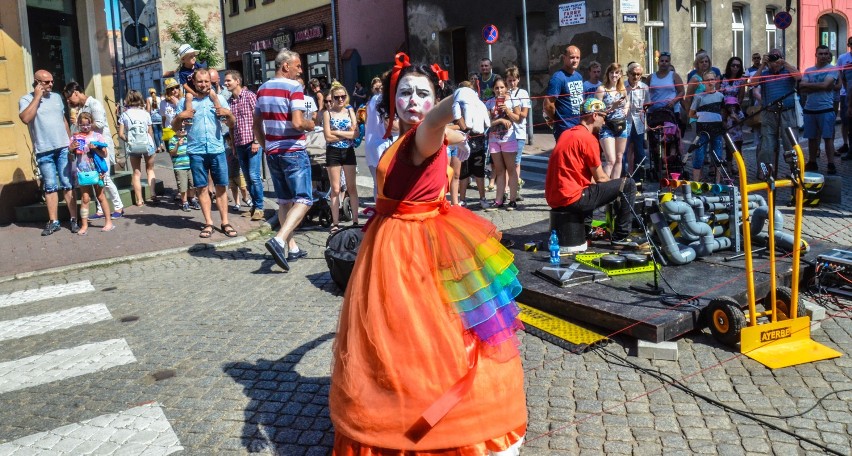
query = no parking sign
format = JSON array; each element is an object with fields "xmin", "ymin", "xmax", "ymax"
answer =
[
  {"xmin": 482, "ymin": 24, "xmax": 499, "ymax": 44},
  {"xmin": 774, "ymin": 11, "xmax": 793, "ymax": 30}
]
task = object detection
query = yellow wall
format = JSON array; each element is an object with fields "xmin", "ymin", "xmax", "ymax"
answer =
[
  {"xmin": 224, "ymin": 0, "xmax": 328, "ymax": 33},
  {"xmin": 0, "ymin": 2, "xmax": 37, "ymax": 185}
]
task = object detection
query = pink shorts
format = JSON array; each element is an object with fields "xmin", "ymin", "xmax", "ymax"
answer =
[{"xmin": 488, "ymin": 140, "xmax": 518, "ymax": 154}]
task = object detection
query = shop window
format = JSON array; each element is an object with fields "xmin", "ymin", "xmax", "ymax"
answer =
[
  {"xmin": 765, "ymin": 7, "xmax": 778, "ymax": 52},
  {"xmin": 644, "ymin": 0, "xmax": 667, "ymax": 71},
  {"xmin": 818, "ymin": 14, "xmax": 843, "ymax": 64},
  {"xmin": 690, "ymin": 0, "xmax": 708, "ymax": 57},
  {"xmin": 307, "ymin": 51, "xmax": 330, "ymax": 83}
]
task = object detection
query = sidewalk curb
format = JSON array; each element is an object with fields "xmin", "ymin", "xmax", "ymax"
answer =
[{"xmin": 0, "ymin": 215, "xmax": 280, "ymax": 285}]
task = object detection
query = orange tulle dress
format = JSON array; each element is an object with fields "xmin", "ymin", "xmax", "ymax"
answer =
[{"xmin": 330, "ymin": 127, "xmax": 527, "ymax": 454}]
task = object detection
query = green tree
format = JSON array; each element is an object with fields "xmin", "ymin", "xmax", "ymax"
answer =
[{"xmin": 164, "ymin": 6, "xmax": 221, "ymax": 68}]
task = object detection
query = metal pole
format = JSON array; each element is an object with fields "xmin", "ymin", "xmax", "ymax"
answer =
[
  {"xmin": 522, "ymin": 0, "xmax": 533, "ymax": 145},
  {"xmin": 111, "ymin": 0, "xmax": 122, "ymax": 101},
  {"xmin": 330, "ymin": 0, "xmax": 340, "ymax": 81},
  {"xmin": 219, "ymin": 0, "xmax": 228, "ymax": 68},
  {"xmin": 488, "ymin": 44, "xmax": 492, "ymax": 62}
]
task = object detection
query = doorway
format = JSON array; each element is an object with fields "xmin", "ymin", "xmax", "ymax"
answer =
[
  {"xmin": 818, "ymin": 13, "xmax": 847, "ymax": 64},
  {"xmin": 26, "ymin": 0, "xmax": 84, "ymax": 91},
  {"xmin": 451, "ymin": 28, "xmax": 468, "ymax": 83}
]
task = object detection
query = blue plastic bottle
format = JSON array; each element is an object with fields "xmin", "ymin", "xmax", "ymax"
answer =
[{"xmin": 549, "ymin": 230, "xmax": 560, "ymax": 265}]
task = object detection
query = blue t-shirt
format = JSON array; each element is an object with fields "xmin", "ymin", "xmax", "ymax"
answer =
[
  {"xmin": 760, "ymin": 69, "xmax": 797, "ymax": 109},
  {"xmin": 546, "ymin": 69, "xmax": 584, "ymax": 137},
  {"xmin": 802, "ymin": 64, "xmax": 837, "ymax": 111}
]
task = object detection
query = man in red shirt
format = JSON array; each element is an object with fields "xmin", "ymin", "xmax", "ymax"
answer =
[{"xmin": 545, "ymin": 98, "xmax": 646, "ymax": 250}]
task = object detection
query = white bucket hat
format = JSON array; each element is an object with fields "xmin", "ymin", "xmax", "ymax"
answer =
[{"xmin": 178, "ymin": 44, "xmax": 199, "ymax": 60}]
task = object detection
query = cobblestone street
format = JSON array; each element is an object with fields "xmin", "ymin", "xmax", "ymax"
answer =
[{"xmin": 0, "ymin": 162, "xmax": 850, "ymax": 454}]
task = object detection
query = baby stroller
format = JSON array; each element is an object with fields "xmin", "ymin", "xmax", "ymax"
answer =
[
  {"xmin": 302, "ymin": 149, "xmax": 352, "ymax": 228},
  {"xmin": 646, "ymin": 107, "xmax": 683, "ymax": 180}
]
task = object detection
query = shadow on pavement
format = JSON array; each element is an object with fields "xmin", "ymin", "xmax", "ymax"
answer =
[{"xmin": 223, "ymin": 332, "xmax": 336, "ymax": 454}]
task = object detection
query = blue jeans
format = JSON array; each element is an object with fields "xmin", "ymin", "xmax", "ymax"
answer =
[
  {"xmin": 236, "ymin": 142, "xmax": 264, "ymax": 209},
  {"xmin": 515, "ymin": 139, "xmax": 525, "ymax": 164},
  {"xmin": 624, "ymin": 123, "xmax": 647, "ymax": 174},
  {"xmin": 37, "ymin": 147, "xmax": 72, "ymax": 193},
  {"xmin": 189, "ymin": 152, "xmax": 229, "ymax": 187},
  {"xmin": 267, "ymin": 150, "xmax": 312, "ymax": 206},
  {"xmin": 693, "ymin": 133, "xmax": 723, "ymax": 170},
  {"xmin": 152, "ymin": 123, "xmax": 163, "ymax": 150}
]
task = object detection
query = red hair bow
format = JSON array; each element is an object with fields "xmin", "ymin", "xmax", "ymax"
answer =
[
  {"xmin": 385, "ymin": 52, "xmax": 411, "ymax": 139},
  {"xmin": 431, "ymin": 63, "xmax": 449, "ymax": 82}
]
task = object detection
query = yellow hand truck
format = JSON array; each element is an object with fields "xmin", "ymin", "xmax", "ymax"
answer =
[{"xmin": 705, "ymin": 128, "xmax": 841, "ymax": 369}]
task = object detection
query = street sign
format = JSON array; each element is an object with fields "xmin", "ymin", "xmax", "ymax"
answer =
[
  {"xmin": 123, "ymin": 23, "xmax": 150, "ymax": 49},
  {"xmin": 774, "ymin": 11, "xmax": 793, "ymax": 30},
  {"xmin": 482, "ymin": 24, "xmax": 499, "ymax": 44}
]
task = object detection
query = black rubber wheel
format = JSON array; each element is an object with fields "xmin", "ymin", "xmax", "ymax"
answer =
[
  {"xmin": 340, "ymin": 196, "xmax": 353, "ymax": 222},
  {"xmin": 707, "ymin": 297, "xmax": 747, "ymax": 347},
  {"xmin": 769, "ymin": 286, "xmax": 807, "ymax": 320}
]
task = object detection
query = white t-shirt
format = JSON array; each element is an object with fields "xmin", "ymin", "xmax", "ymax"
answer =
[
  {"xmin": 452, "ymin": 87, "xmax": 490, "ymax": 134},
  {"xmin": 364, "ymin": 94, "xmax": 395, "ymax": 168},
  {"xmin": 118, "ymin": 108, "xmax": 154, "ymax": 148},
  {"xmin": 507, "ymin": 88, "xmax": 531, "ymax": 140}
]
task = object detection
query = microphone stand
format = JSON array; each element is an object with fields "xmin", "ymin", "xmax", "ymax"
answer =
[{"xmin": 621, "ymin": 189, "xmax": 664, "ymax": 295}]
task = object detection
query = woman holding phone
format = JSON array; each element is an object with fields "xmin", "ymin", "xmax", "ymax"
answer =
[{"xmin": 484, "ymin": 77, "xmax": 520, "ymax": 211}]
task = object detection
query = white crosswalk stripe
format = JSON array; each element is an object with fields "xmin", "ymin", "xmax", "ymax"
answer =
[
  {"xmin": 0, "ymin": 281, "xmax": 96, "ymax": 309},
  {"xmin": 0, "ymin": 304, "xmax": 112, "ymax": 343},
  {"xmin": 520, "ymin": 154, "xmax": 549, "ymax": 184},
  {"xmin": 0, "ymin": 282, "xmax": 184, "ymax": 453},
  {"xmin": 0, "ymin": 339, "xmax": 136, "ymax": 394},
  {"xmin": 0, "ymin": 403, "xmax": 184, "ymax": 455}
]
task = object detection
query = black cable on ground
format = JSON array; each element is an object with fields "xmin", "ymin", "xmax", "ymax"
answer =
[{"xmin": 596, "ymin": 347, "xmax": 849, "ymax": 456}]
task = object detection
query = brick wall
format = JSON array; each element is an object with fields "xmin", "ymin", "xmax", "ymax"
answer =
[{"xmin": 225, "ymin": 5, "xmax": 338, "ymax": 79}]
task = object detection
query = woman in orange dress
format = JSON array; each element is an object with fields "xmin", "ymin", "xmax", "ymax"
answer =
[{"xmin": 330, "ymin": 53, "xmax": 527, "ymax": 454}]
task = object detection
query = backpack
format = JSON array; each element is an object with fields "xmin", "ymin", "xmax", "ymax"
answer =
[
  {"xmin": 324, "ymin": 226, "xmax": 364, "ymax": 290},
  {"xmin": 126, "ymin": 116, "xmax": 149, "ymax": 154}
]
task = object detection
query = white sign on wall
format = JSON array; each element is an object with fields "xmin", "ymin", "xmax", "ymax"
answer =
[
  {"xmin": 559, "ymin": 2, "xmax": 587, "ymax": 27},
  {"xmin": 620, "ymin": 0, "xmax": 640, "ymax": 14}
]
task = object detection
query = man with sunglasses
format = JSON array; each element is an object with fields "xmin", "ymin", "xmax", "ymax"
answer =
[
  {"xmin": 546, "ymin": 98, "xmax": 646, "ymax": 251},
  {"xmin": 754, "ymin": 48, "xmax": 801, "ymax": 175},
  {"xmin": 19, "ymin": 69, "xmax": 79, "ymax": 236}
]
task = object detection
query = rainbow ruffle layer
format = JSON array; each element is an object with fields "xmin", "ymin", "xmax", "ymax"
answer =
[{"xmin": 439, "ymin": 236, "xmax": 523, "ymax": 348}]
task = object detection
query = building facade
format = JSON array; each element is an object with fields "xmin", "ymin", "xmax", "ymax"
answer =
[
  {"xmin": 405, "ymin": 0, "xmax": 797, "ymax": 125},
  {"xmin": 799, "ymin": 1, "xmax": 849, "ymax": 69},
  {"xmin": 224, "ymin": 0, "xmax": 337, "ymax": 88},
  {"xmin": 224, "ymin": 0, "xmax": 404, "ymax": 92},
  {"xmin": 119, "ymin": 0, "xmax": 225, "ymax": 96},
  {"xmin": 0, "ymin": 0, "xmax": 116, "ymax": 223}
]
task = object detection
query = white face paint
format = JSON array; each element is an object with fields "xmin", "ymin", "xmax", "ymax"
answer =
[{"xmin": 395, "ymin": 74, "xmax": 435, "ymax": 126}]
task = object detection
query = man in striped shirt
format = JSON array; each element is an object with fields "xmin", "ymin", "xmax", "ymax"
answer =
[{"xmin": 254, "ymin": 48, "xmax": 316, "ymax": 271}]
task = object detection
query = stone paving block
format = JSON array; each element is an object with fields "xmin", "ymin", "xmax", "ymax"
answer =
[{"xmin": 636, "ymin": 339, "xmax": 679, "ymax": 361}]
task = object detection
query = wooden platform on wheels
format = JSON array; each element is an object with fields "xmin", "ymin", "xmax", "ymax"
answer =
[{"xmin": 505, "ymin": 220, "xmax": 831, "ymax": 343}]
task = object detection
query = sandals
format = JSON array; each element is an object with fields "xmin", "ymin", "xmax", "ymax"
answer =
[
  {"xmin": 199, "ymin": 224, "xmax": 214, "ymax": 238},
  {"xmin": 330, "ymin": 224, "xmax": 341, "ymax": 234},
  {"xmin": 221, "ymin": 223, "xmax": 238, "ymax": 237}
]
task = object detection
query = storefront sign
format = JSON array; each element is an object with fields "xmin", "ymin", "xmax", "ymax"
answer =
[
  {"xmin": 251, "ymin": 25, "xmax": 325, "ymax": 51},
  {"xmin": 559, "ymin": 2, "xmax": 586, "ymax": 27},
  {"xmin": 620, "ymin": 0, "xmax": 639, "ymax": 14},
  {"xmin": 295, "ymin": 25, "xmax": 325, "ymax": 43},
  {"xmin": 622, "ymin": 14, "xmax": 638, "ymax": 23},
  {"xmin": 272, "ymin": 30, "xmax": 294, "ymax": 50}
]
